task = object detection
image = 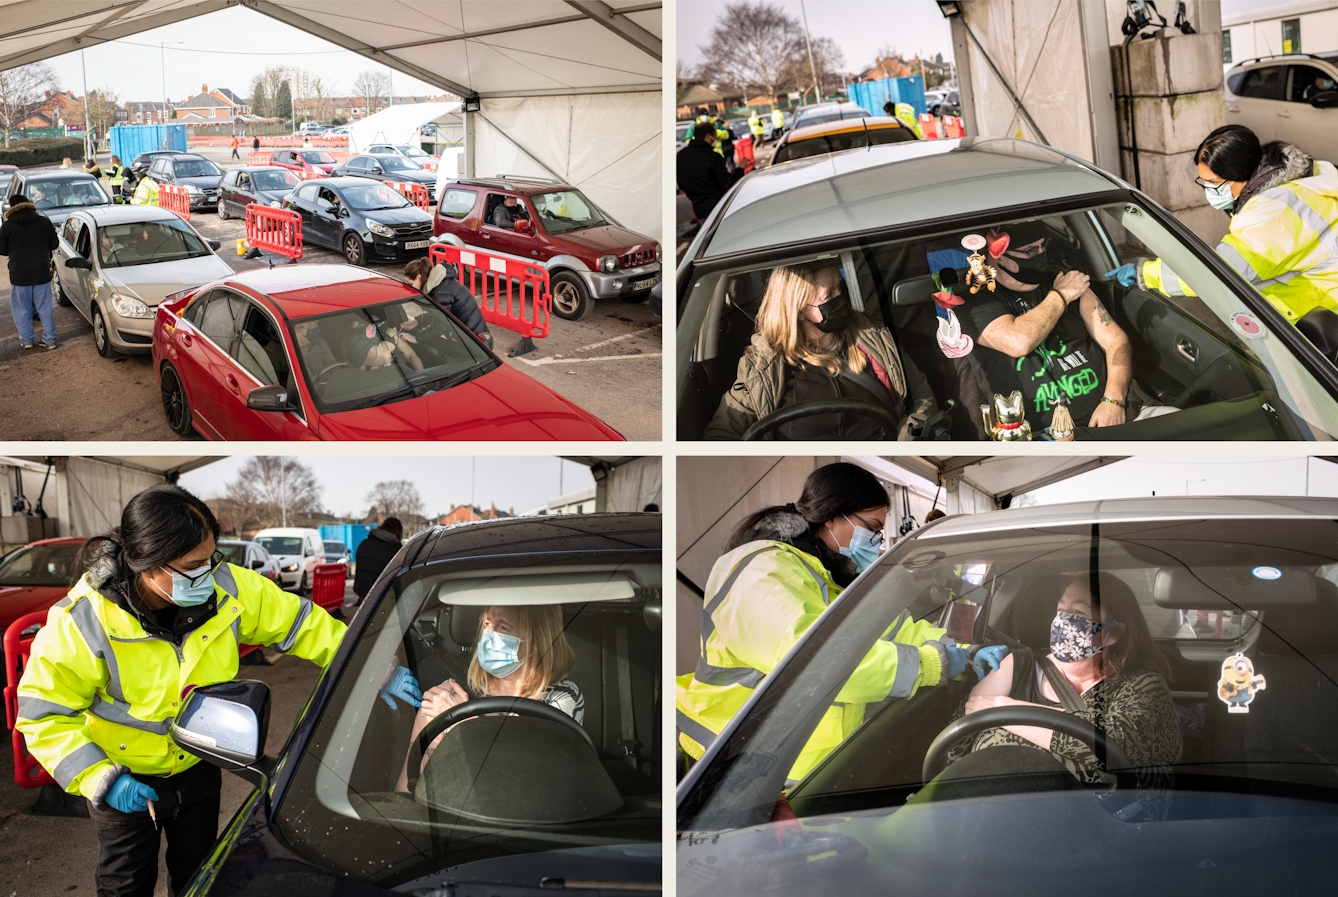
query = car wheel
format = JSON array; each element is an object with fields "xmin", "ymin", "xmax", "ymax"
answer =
[
  {"xmin": 343, "ymin": 232, "xmax": 365, "ymax": 265},
  {"xmin": 92, "ymin": 304, "xmax": 116, "ymax": 358},
  {"xmin": 217, "ymin": 199, "xmax": 229, "ymax": 220},
  {"xmin": 551, "ymin": 271, "xmax": 594, "ymax": 321},
  {"xmin": 159, "ymin": 363, "xmax": 194, "ymax": 437},
  {"xmin": 52, "ymin": 268, "xmax": 70, "ymax": 307},
  {"xmin": 298, "ymin": 570, "xmax": 310, "ymax": 595}
]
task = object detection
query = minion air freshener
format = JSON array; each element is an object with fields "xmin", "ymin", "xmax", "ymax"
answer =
[{"xmin": 1218, "ymin": 652, "xmax": 1266, "ymax": 713}]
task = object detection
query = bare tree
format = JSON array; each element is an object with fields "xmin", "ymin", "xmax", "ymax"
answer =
[
  {"xmin": 0, "ymin": 62, "xmax": 58, "ymax": 147},
  {"xmin": 352, "ymin": 70, "xmax": 391, "ymax": 116},
  {"xmin": 225, "ymin": 457, "xmax": 322, "ymax": 528},
  {"xmin": 780, "ymin": 36, "xmax": 845, "ymax": 102},
  {"xmin": 695, "ymin": 2, "xmax": 803, "ymax": 99},
  {"xmin": 86, "ymin": 86, "xmax": 121, "ymax": 143},
  {"xmin": 365, "ymin": 480, "xmax": 424, "ymax": 526}
]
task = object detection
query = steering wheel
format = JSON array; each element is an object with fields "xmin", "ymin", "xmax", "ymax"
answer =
[
  {"xmin": 407, "ymin": 696, "xmax": 592, "ymax": 789},
  {"xmin": 313, "ymin": 361, "xmax": 351, "ymax": 387},
  {"xmin": 742, "ymin": 398, "xmax": 902, "ymax": 441},
  {"xmin": 922, "ymin": 705, "xmax": 1132, "ymax": 783}
]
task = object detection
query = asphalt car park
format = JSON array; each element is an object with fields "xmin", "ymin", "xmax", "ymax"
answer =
[{"xmin": 0, "ymin": 147, "xmax": 661, "ymax": 441}]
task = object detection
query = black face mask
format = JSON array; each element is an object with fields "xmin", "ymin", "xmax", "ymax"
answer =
[
  {"xmin": 812, "ymin": 290, "xmax": 851, "ymax": 333},
  {"xmin": 1011, "ymin": 259, "xmax": 1049, "ymax": 285}
]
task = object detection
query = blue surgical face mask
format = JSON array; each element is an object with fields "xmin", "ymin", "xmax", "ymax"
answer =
[
  {"xmin": 151, "ymin": 564, "xmax": 216, "ymax": 608},
  {"xmin": 836, "ymin": 515, "xmax": 883, "ymax": 574},
  {"xmin": 1204, "ymin": 180, "xmax": 1236, "ymax": 211},
  {"xmin": 477, "ymin": 627, "xmax": 523, "ymax": 677}
]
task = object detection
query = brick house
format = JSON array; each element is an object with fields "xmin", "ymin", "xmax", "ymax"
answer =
[
  {"xmin": 174, "ymin": 84, "xmax": 247, "ymax": 122},
  {"xmin": 119, "ymin": 101, "xmax": 172, "ymax": 124},
  {"xmin": 18, "ymin": 90, "xmax": 85, "ymax": 129}
]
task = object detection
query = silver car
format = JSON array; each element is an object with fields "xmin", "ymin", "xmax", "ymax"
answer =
[
  {"xmin": 52, "ymin": 205, "xmax": 232, "ymax": 357},
  {"xmin": 1225, "ymin": 53, "xmax": 1338, "ymax": 164},
  {"xmin": 215, "ymin": 539, "xmax": 282, "ymax": 584}
]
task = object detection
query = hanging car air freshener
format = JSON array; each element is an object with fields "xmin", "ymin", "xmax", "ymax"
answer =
[
  {"xmin": 961, "ymin": 234, "xmax": 997, "ymax": 294},
  {"xmin": 1218, "ymin": 652, "xmax": 1266, "ymax": 713},
  {"xmin": 931, "ymin": 267, "xmax": 973, "ymax": 357}
]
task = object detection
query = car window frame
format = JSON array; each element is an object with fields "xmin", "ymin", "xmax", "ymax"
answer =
[
  {"xmin": 1237, "ymin": 64, "xmax": 1285, "ymax": 100},
  {"xmin": 193, "ymin": 288, "xmax": 249, "ymax": 356},
  {"xmin": 439, "ymin": 187, "xmax": 478, "ymax": 220},
  {"xmin": 229, "ymin": 297, "xmax": 306, "ymax": 423}
]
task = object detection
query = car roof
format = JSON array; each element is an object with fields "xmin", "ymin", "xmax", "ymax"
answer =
[
  {"xmin": 164, "ymin": 154, "xmax": 206, "ymax": 162},
  {"xmin": 414, "ymin": 512, "xmax": 660, "ymax": 565},
  {"xmin": 20, "ymin": 170, "xmax": 102, "ymax": 183},
  {"xmin": 74, "ymin": 205, "xmax": 183, "ymax": 224},
  {"xmin": 701, "ymin": 136, "xmax": 1121, "ymax": 258},
  {"xmin": 217, "ymin": 539, "xmax": 258, "ymax": 546},
  {"xmin": 449, "ymin": 176, "xmax": 571, "ymax": 193},
  {"xmin": 223, "ymin": 263, "xmax": 420, "ymax": 318},
  {"xmin": 785, "ymin": 115, "xmax": 907, "ymax": 143},
  {"xmin": 26, "ymin": 537, "xmax": 86, "ymax": 547},
  {"xmin": 254, "ymin": 527, "xmax": 321, "ymax": 535},
  {"xmin": 915, "ymin": 495, "xmax": 1338, "ymax": 540}
]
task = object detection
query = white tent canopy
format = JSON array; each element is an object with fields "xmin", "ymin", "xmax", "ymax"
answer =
[
  {"xmin": 0, "ymin": 1, "xmax": 662, "ymax": 241},
  {"xmin": 347, "ymin": 102, "xmax": 463, "ymax": 154}
]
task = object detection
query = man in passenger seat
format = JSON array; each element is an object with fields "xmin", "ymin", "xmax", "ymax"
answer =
[{"xmin": 954, "ymin": 221, "xmax": 1136, "ymax": 430}]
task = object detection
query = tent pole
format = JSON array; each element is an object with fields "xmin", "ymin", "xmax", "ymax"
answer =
[{"xmin": 464, "ymin": 110, "xmax": 475, "ymax": 178}]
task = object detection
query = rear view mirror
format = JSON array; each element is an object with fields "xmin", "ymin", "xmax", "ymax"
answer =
[
  {"xmin": 1310, "ymin": 90, "xmax": 1338, "ymax": 109},
  {"xmin": 64, "ymin": 257, "xmax": 91, "ymax": 269},
  {"xmin": 246, "ymin": 384, "xmax": 297, "ymax": 412},
  {"xmin": 170, "ymin": 679, "xmax": 274, "ymax": 786}
]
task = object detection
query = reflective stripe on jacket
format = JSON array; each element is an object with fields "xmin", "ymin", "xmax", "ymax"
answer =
[
  {"xmin": 131, "ymin": 176, "xmax": 159, "ymax": 206},
  {"xmin": 675, "ymin": 540, "xmax": 951, "ymax": 781},
  {"xmin": 15, "ymin": 563, "xmax": 346, "ymax": 802},
  {"xmin": 1139, "ymin": 160, "xmax": 1338, "ymax": 323},
  {"xmin": 107, "ymin": 166, "xmax": 128, "ymax": 188}
]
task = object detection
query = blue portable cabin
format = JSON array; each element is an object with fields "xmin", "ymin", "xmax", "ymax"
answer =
[
  {"xmin": 847, "ymin": 75, "xmax": 926, "ymax": 119},
  {"xmin": 319, "ymin": 523, "xmax": 375, "ymax": 558},
  {"xmin": 108, "ymin": 124, "xmax": 188, "ymax": 163}
]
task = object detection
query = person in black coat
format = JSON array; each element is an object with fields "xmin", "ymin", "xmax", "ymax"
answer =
[
  {"xmin": 0, "ymin": 195, "xmax": 60, "ymax": 349},
  {"xmin": 404, "ymin": 256, "xmax": 493, "ymax": 348},
  {"xmin": 352, "ymin": 518, "xmax": 404, "ymax": 605},
  {"xmin": 677, "ymin": 130, "xmax": 744, "ymax": 222}
]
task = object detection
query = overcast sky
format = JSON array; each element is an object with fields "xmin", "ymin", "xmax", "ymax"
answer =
[
  {"xmin": 677, "ymin": 0, "xmax": 954, "ymax": 73},
  {"xmin": 1024, "ymin": 456, "xmax": 1338, "ymax": 505},
  {"xmin": 178, "ymin": 455, "xmax": 595, "ymax": 519},
  {"xmin": 39, "ymin": 5, "xmax": 437, "ymax": 106}
]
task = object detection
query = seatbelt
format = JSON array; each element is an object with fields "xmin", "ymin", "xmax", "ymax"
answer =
[
  {"xmin": 1037, "ymin": 654, "xmax": 1087, "ymax": 713},
  {"xmin": 614, "ymin": 620, "xmax": 640, "ymax": 770}
]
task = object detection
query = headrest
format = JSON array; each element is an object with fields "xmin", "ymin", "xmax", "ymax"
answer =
[
  {"xmin": 448, "ymin": 604, "xmax": 483, "ymax": 647},
  {"xmin": 1154, "ymin": 566, "xmax": 1316, "ymax": 609},
  {"xmin": 892, "ymin": 273, "xmax": 938, "ymax": 307}
]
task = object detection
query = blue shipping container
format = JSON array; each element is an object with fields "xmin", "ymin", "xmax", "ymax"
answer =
[
  {"xmin": 319, "ymin": 523, "xmax": 375, "ymax": 557},
  {"xmin": 108, "ymin": 124, "xmax": 188, "ymax": 163},
  {"xmin": 847, "ymin": 75, "xmax": 926, "ymax": 119}
]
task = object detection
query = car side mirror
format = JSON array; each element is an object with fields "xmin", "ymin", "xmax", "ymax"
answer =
[
  {"xmin": 170, "ymin": 679, "xmax": 275, "ymax": 787},
  {"xmin": 1298, "ymin": 306, "xmax": 1338, "ymax": 362},
  {"xmin": 338, "ymin": 206, "xmax": 350, "ymax": 218},
  {"xmin": 65, "ymin": 257, "xmax": 91, "ymax": 269},
  {"xmin": 371, "ymin": 166, "xmax": 383, "ymax": 174},
  {"xmin": 1311, "ymin": 90, "xmax": 1338, "ymax": 109},
  {"xmin": 207, "ymin": 239, "xmax": 221, "ymax": 250},
  {"xmin": 246, "ymin": 384, "xmax": 297, "ymax": 412},
  {"xmin": 515, "ymin": 217, "xmax": 532, "ymax": 235}
]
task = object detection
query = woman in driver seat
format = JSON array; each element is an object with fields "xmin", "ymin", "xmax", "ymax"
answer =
[
  {"xmin": 947, "ymin": 574, "xmax": 1180, "ymax": 801},
  {"xmin": 704, "ymin": 261, "xmax": 936, "ymax": 440},
  {"xmin": 396, "ymin": 604, "xmax": 583, "ymax": 791}
]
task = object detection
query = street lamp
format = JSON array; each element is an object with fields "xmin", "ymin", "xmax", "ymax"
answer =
[{"xmin": 161, "ymin": 41, "xmax": 182, "ymax": 125}]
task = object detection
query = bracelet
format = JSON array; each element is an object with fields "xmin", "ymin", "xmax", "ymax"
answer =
[{"xmin": 1101, "ymin": 396, "xmax": 1127, "ymax": 408}]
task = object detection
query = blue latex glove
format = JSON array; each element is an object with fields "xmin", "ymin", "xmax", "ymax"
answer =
[
  {"xmin": 972, "ymin": 644, "xmax": 1011, "ymax": 680},
  {"xmin": 105, "ymin": 773, "xmax": 158, "ymax": 814},
  {"xmin": 943, "ymin": 643, "xmax": 971, "ymax": 680},
  {"xmin": 379, "ymin": 666, "xmax": 422, "ymax": 710},
  {"xmin": 1105, "ymin": 263, "xmax": 1138, "ymax": 287}
]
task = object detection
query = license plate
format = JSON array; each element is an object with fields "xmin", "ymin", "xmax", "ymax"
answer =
[
  {"xmin": 406, "ymin": 240, "xmax": 429, "ymax": 249},
  {"xmin": 632, "ymin": 275, "xmax": 660, "ymax": 291}
]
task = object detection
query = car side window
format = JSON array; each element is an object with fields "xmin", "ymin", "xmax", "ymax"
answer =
[
  {"xmin": 232, "ymin": 304, "xmax": 291, "ymax": 388},
  {"xmin": 1236, "ymin": 65, "xmax": 1283, "ymax": 99},
  {"xmin": 199, "ymin": 291, "xmax": 246, "ymax": 348},
  {"xmin": 439, "ymin": 188, "xmax": 476, "ymax": 219},
  {"xmin": 182, "ymin": 291, "xmax": 210, "ymax": 328},
  {"xmin": 61, "ymin": 217, "xmax": 79, "ymax": 245},
  {"xmin": 222, "ymin": 170, "xmax": 236, "ymax": 187},
  {"xmin": 74, "ymin": 225, "xmax": 91, "ymax": 260},
  {"xmin": 1288, "ymin": 64, "xmax": 1337, "ymax": 102},
  {"xmin": 316, "ymin": 187, "xmax": 338, "ymax": 210},
  {"xmin": 296, "ymin": 183, "xmax": 319, "ymax": 203}
]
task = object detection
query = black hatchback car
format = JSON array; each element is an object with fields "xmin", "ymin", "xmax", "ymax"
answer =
[
  {"xmin": 282, "ymin": 176, "xmax": 433, "ymax": 265},
  {"xmin": 332, "ymin": 153, "xmax": 437, "ymax": 203},
  {"xmin": 146, "ymin": 153, "xmax": 224, "ymax": 209},
  {"xmin": 2, "ymin": 169, "xmax": 112, "ymax": 228},
  {"xmin": 173, "ymin": 513, "xmax": 662, "ymax": 894}
]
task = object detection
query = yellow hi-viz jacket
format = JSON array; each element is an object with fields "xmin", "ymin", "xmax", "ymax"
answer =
[
  {"xmin": 676, "ymin": 541, "xmax": 952, "ymax": 782},
  {"xmin": 894, "ymin": 102, "xmax": 923, "ymax": 138},
  {"xmin": 771, "ymin": 109, "xmax": 785, "ymax": 130},
  {"xmin": 16, "ymin": 563, "xmax": 346, "ymax": 805},
  {"xmin": 1138, "ymin": 160, "xmax": 1338, "ymax": 324},
  {"xmin": 107, "ymin": 165, "xmax": 129, "ymax": 191},
  {"xmin": 131, "ymin": 176, "xmax": 159, "ymax": 207}
]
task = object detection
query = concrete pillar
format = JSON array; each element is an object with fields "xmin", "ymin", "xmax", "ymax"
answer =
[{"xmin": 1113, "ymin": 30, "xmax": 1229, "ymax": 244}]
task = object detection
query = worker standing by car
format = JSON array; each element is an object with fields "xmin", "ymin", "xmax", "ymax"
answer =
[
  {"xmin": 131, "ymin": 170, "xmax": 159, "ymax": 206},
  {"xmin": 106, "ymin": 155, "xmax": 130, "ymax": 202},
  {"xmin": 14, "ymin": 484, "xmax": 421, "ymax": 897},
  {"xmin": 676, "ymin": 462, "xmax": 1009, "ymax": 781},
  {"xmin": 771, "ymin": 107, "xmax": 785, "ymax": 136},
  {"xmin": 677, "ymin": 128, "xmax": 743, "ymax": 223},
  {"xmin": 1107, "ymin": 125, "xmax": 1338, "ymax": 327},
  {"xmin": 404, "ymin": 257, "xmax": 493, "ymax": 347},
  {"xmin": 352, "ymin": 517, "xmax": 405, "ymax": 609},
  {"xmin": 749, "ymin": 109, "xmax": 764, "ymax": 145}
]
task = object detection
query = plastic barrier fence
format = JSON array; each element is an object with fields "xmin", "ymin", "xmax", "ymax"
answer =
[
  {"xmin": 158, "ymin": 184, "xmax": 191, "ymax": 220},
  {"xmin": 5, "ymin": 612, "xmax": 55, "ymax": 788},
  {"xmin": 311, "ymin": 563, "xmax": 346, "ymax": 613},
  {"xmin": 429, "ymin": 242, "xmax": 550, "ymax": 342},
  {"xmin": 238, "ymin": 642, "xmax": 261, "ymax": 660},
  {"xmin": 943, "ymin": 115, "xmax": 965, "ymax": 139},
  {"xmin": 734, "ymin": 134, "xmax": 756, "ymax": 173},
  {"xmin": 419, "ymin": 160, "xmax": 439, "ymax": 172},
  {"xmin": 245, "ymin": 205, "xmax": 303, "ymax": 260},
  {"xmin": 247, "ymin": 151, "xmax": 272, "ymax": 165},
  {"xmin": 918, "ymin": 114, "xmax": 939, "ymax": 139},
  {"xmin": 327, "ymin": 151, "xmax": 350, "ymax": 163},
  {"xmin": 387, "ymin": 181, "xmax": 430, "ymax": 211}
]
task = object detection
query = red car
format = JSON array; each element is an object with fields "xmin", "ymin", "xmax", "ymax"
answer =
[
  {"xmin": 151, "ymin": 265, "xmax": 623, "ymax": 440},
  {"xmin": 0, "ymin": 537, "xmax": 85, "ymax": 641},
  {"xmin": 431, "ymin": 177, "xmax": 661, "ymax": 321},
  {"xmin": 268, "ymin": 149, "xmax": 337, "ymax": 177}
]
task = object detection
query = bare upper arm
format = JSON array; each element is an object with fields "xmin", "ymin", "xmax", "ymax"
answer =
[
  {"xmin": 969, "ymin": 651, "xmax": 1015, "ymax": 699},
  {"xmin": 978, "ymin": 314, "xmax": 1026, "ymax": 357}
]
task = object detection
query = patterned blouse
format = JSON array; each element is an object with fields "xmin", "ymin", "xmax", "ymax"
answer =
[{"xmin": 538, "ymin": 679, "xmax": 585, "ymax": 725}]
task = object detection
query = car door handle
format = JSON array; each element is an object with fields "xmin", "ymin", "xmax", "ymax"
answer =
[
  {"xmin": 1176, "ymin": 337, "xmax": 1198, "ymax": 363},
  {"xmin": 180, "ymin": 332, "xmax": 193, "ymax": 347},
  {"xmin": 225, "ymin": 373, "xmax": 241, "ymax": 393},
  {"xmin": 1278, "ymin": 109, "xmax": 1292, "ymax": 117},
  {"xmin": 1227, "ymin": 103, "xmax": 1240, "ymax": 112}
]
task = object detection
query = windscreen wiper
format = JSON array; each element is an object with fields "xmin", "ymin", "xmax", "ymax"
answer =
[{"xmin": 366, "ymin": 383, "xmax": 419, "ymax": 407}]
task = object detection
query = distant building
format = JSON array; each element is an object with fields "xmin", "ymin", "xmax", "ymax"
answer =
[
  {"xmin": 1223, "ymin": 1, "xmax": 1338, "ymax": 63},
  {"xmin": 18, "ymin": 89, "xmax": 84, "ymax": 129},
  {"xmin": 120, "ymin": 101, "xmax": 172, "ymax": 125},
  {"xmin": 174, "ymin": 83, "xmax": 247, "ymax": 123},
  {"xmin": 522, "ymin": 486, "xmax": 598, "ymax": 517},
  {"xmin": 294, "ymin": 93, "xmax": 456, "ymax": 122},
  {"xmin": 439, "ymin": 503, "xmax": 516, "ymax": 525}
]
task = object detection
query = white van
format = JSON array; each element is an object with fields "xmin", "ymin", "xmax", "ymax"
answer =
[{"xmin": 252, "ymin": 527, "xmax": 324, "ymax": 593}]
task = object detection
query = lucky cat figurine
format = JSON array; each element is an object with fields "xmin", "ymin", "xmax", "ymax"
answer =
[{"xmin": 981, "ymin": 391, "xmax": 1032, "ymax": 441}]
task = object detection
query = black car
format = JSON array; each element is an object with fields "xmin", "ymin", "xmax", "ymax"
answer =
[
  {"xmin": 129, "ymin": 150, "xmax": 182, "ymax": 177},
  {"xmin": 170, "ymin": 513, "xmax": 662, "ymax": 894},
  {"xmin": 282, "ymin": 175, "xmax": 434, "ymax": 265},
  {"xmin": 146, "ymin": 153, "xmax": 223, "ymax": 208},
  {"xmin": 216, "ymin": 166, "xmax": 301, "ymax": 221},
  {"xmin": 2, "ymin": 169, "xmax": 112, "ymax": 228},
  {"xmin": 332, "ymin": 153, "xmax": 437, "ymax": 203}
]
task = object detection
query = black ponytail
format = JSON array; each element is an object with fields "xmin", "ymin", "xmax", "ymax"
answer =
[
  {"xmin": 727, "ymin": 462, "xmax": 890, "ymax": 550},
  {"xmin": 73, "ymin": 484, "xmax": 220, "ymax": 589}
]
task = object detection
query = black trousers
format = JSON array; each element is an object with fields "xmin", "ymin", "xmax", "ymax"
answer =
[{"xmin": 86, "ymin": 761, "xmax": 221, "ymax": 897}]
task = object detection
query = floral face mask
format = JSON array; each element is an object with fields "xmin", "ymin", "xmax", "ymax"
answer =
[{"xmin": 1050, "ymin": 610, "xmax": 1112, "ymax": 662}]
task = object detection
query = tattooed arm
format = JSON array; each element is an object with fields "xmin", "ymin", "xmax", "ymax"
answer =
[{"xmin": 1080, "ymin": 290, "xmax": 1132, "ymax": 427}]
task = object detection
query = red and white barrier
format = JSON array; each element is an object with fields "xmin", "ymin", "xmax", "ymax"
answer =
[
  {"xmin": 5, "ymin": 612, "xmax": 55, "ymax": 788},
  {"xmin": 388, "ymin": 181, "xmax": 430, "ymax": 211},
  {"xmin": 247, "ymin": 151, "xmax": 272, "ymax": 166},
  {"xmin": 311, "ymin": 564, "xmax": 346, "ymax": 613},
  {"xmin": 943, "ymin": 115, "xmax": 965, "ymax": 139},
  {"xmin": 429, "ymin": 242, "xmax": 550, "ymax": 345},
  {"xmin": 245, "ymin": 204, "xmax": 303, "ymax": 260},
  {"xmin": 158, "ymin": 183, "xmax": 191, "ymax": 220}
]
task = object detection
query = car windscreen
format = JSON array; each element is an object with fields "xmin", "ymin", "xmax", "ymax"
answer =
[
  {"xmin": 253, "ymin": 170, "xmax": 299, "ymax": 192},
  {"xmin": 0, "ymin": 543, "xmax": 79, "ymax": 587},
  {"xmin": 395, "ymin": 146, "xmax": 428, "ymax": 156},
  {"xmin": 680, "ymin": 517, "xmax": 1338, "ymax": 890},
  {"xmin": 793, "ymin": 111, "xmax": 841, "ymax": 128},
  {"xmin": 681, "ymin": 200, "xmax": 1338, "ymax": 441},
  {"xmin": 342, "ymin": 183, "xmax": 411, "ymax": 211},
  {"xmin": 377, "ymin": 156, "xmax": 418, "ymax": 171},
  {"xmin": 216, "ymin": 543, "xmax": 249, "ymax": 566},
  {"xmin": 775, "ymin": 124, "xmax": 916, "ymax": 163},
  {"xmin": 174, "ymin": 159, "xmax": 221, "ymax": 178},
  {"xmin": 532, "ymin": 190, "xmax": 606, "ymax": 234},
  {"xmin": 271, "ymin": 549, "xmax": 662, "ymax": 889},
  {"xmin": 97, "ymin": 220, "xmax": 211, "ymax": 267},
  {"xmin": 301, "ymin": 152, "xmax": 335, "ymax": 164},
  {"xmin": 255, "ymin": 536, "xmax": 304, "ymax": 555},
  {"xmin": 290, "ymin": 296, "xmax": 496, "ymax": 414},
  {"xmin": 324, "ymin": 541, "xmax": 346, "ymax": 553},
  {"xmin": 28, "ymin": 179, "xmax": 108, "ymax": 209}
]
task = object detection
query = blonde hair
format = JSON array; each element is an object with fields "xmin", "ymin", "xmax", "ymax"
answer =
[
  {"xmin": 756, "ymin": 262, "xmax": 866, "ymax": 376},
  {"xmin": 467, "ymin": 604, "xmax": 576, "ymax": 700}
]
